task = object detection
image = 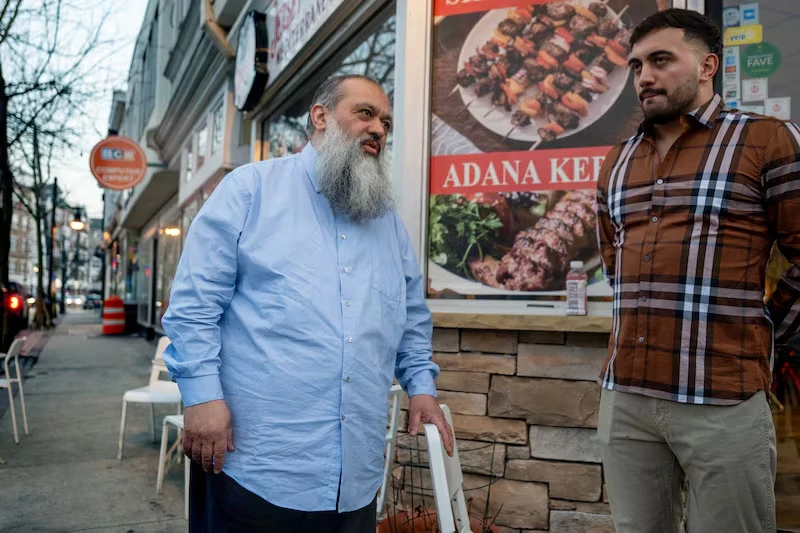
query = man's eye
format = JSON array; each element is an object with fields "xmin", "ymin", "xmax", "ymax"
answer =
[
  {"xmin": 382, "ymin": 122, "xmax": 392, "ymax": 131},
  {"xmin": 360, "ymin": 109, "xmax": 373, "ymax": 117},
  {"xmin": 655, "ymin": 57, "xmax": 668, "ymax": 65}
]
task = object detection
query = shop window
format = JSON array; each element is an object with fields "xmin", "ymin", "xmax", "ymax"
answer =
[
  {"xmin": 211, "ymin": 100, "xmax": 224, "ymax": 154},
  {"xmin": 263, "ymin": 14, "xmax": 397, "ymax": 159},
  {"xmin": 184, "ymin": 142, "xmax": 193, "ymax": 183},
  {"xmin": 137, "ymin": 238, "xmax": 153, "ymax": 325},
  {"xmin": 156, "ymin": 220, "xmax": 181, "ymax": 331},
  {"xmin": 196, "ymin": 121, "xmax": 208, "ymax": 169}
]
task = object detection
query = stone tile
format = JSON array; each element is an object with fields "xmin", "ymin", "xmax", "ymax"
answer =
[
  {"xmin": 550, "ymin": 499, "xmax": 578, "ymax": 511},
  {"xmin": 463, "ymin": 474, "xmax": 549, "ymax": 530},
  {"xmin": 461, "ymin": 329, "xmax": 518, "ymax": 354},
  {"xmin": 506, "ymin": 444, "xmax": 530, "ymax": 460},
  {"xmin": 433, "ymin": 352, "xmax": 516, "ymax": 375},
  {"xmin": 436, "ymin": 371, "xmax": 491, "ymax": 393},
  {"xmin": 432, "ymin": 328, "xmax": 460, "ymax": 352},
  {"xmin": 549, "ymin": 511, "xmax": 615, "ymax": 533},
  {"xmin": 517, "ymin": 343, "xmax": 606, "ymax": 382},
  {"xmin": 489, "ymin": 376, "xmax": 600, "ymax": 428},
  {"xmin": 505, "ymin": 459, "xmax": 602, "ymax": 502},
  {"xmin": 566, "ymin": 332, "xmax": 611, "ymax": 347},
  {"xmin": 518, "ymin": 331, "xmax": 566, "ymax": 345},
  {"xmin": 529, "ymin": 425, "xmax": 602, "ymax": 463},
  {"xmin": 451, "ymin": 414, "xmax": 528, "ymax": 445},
  {"xmin": 576, "ymin": 502, "xmax": 612, "ymax": 515}
]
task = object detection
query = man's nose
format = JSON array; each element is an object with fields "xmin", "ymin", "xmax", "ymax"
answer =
[
  {"xmin": 637, "ymin": 64, "xmax": 655, "ymax": 87},
  {"xmin": 367, "ymin": 118, "xmax": 387, "ymax": 139}
]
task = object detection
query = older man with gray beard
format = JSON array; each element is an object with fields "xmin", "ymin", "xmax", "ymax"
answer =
[{"xmin": 161, "ymin": 74, "xmax": 452, "ymax": 533}]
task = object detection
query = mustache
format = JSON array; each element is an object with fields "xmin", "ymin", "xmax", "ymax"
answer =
[{"xmin": 639, "ymin": 89, "xmax": 666, "ymax": 101}]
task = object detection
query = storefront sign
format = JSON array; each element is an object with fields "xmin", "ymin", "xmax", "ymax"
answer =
[
  {"xmin": 765, "ymin": 97, "xmax": 791, "ymax": 120},
  {"xmin": 724, "ymin": 24, "xmax": 763, "ymax": 46},
  {"xmin": 723, "ymin": 47, "xmax": 741, "ymax": 101},
  {"xmin": 89, "ymin": 136, "xmax": 148, "ymax": 190},
  {"xmin": 739, "ymin": 3, "xmax": 759, "ymax": 25},
  {"xmin": 723, "ymin": 7, "xmax": 740, "ymax": 27},
  {"xmin": 234, "ymin": 11, "xmax": 269, "ymax": 111},
  {"xmin": 426, "ymin": 0, "xmax": 658, "ymax": 298},
  {"xmin": 267, "ymin": 0, "xmax": 346, "ymax": 81},
  {"xmin": 741, "ymin": 42, "xmax": 780, "ymax": 78},
  {"xmin": 742, "ymin": 78, "xmax": 768, "ymax": 102}
]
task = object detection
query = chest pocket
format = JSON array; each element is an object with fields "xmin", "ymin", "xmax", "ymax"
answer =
[{"xmin": 371, "ymin": 239, "xmax": 404, "ymax": 303}]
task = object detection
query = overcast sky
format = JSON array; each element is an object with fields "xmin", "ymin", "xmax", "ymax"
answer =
[{"xmin": 54, "ymin": 1, "xmax": 148, "ymax": 220}]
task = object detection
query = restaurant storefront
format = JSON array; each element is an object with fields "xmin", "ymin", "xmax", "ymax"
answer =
[{"xmin": 119, "ymin": 0, "xmax": 799, "ymax": 528}]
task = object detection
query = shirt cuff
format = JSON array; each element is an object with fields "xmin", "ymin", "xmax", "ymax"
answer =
[
  {"xmin": 406, "ymin": 370, "xmax": 437, "ymax": 398},
  {"xmin": 176, "ymin": 374, "xmax": 224, "ymax": 407}
]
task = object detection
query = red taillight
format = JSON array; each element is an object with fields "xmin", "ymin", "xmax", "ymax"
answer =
[{"xmin": 8, "ymin": 296, "xmax": 20, "ymax": 310}]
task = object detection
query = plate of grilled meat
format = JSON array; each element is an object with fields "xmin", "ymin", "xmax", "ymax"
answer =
[{"xmin": 455, "ymin": 1, "xmax": 632, "ymax": 144}]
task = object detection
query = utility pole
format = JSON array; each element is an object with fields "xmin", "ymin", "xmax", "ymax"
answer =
[{"xmin": 60, "ymin": 219, "xmax": 66, "ymax": 314}]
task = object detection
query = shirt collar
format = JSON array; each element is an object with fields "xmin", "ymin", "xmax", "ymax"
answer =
[
  {"xmin": 300, "ymin": 141, "xmax": 322, "ymax": 193},
  {"xmin": 638, "ymin": 93, "xmax": 724, "ymax": 136}
]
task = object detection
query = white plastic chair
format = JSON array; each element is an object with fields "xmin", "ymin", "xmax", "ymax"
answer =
[
  {"xmin": 1, "ymin": 338, "xmax": 28, "ymax": 444},
  {"xmin": 425, "ymin": 404, "xmax": 471, "ymax": 533},
  {"xmin": 376, "ymin": 384, "xmax": 403, "ymax": 519},
  {"xmin": 117, "ymin": 336, "xmax": 182, "ymax": 460},
  {"xmin": 156, "ymin": 414, "xmax": 189, "ymax": 519}
]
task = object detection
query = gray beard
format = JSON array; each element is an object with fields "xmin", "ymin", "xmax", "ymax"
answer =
[{"xmin": 314, "ymin": 118, "xmax": 394, "ymax": 223}]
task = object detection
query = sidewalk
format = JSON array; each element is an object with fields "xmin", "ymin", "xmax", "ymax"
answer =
[{"xmin": 0, "ymin": 310, "xmax": 187, "ymax": 532}]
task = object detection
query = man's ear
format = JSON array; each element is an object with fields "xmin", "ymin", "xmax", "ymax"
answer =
[
  {"xmin": 700, "ymin": 51, "xmax": 719, "ymax": 82},
  {"xmin": 310, "ymin": 104, "xmax": 327, "ymax": 132}
]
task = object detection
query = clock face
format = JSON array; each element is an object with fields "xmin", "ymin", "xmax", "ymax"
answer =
[{"xmin": 234, "ymin": 14, "xmax": 257, "ymax": 110}]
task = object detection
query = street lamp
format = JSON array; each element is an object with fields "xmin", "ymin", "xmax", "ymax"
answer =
[
  {"xmin": 58, "ymin": 207, "xmax": 86, "ymax": 313},
  {"xmin": 69, "ymin": 207, "xmax": 85, "ymax": 231}
]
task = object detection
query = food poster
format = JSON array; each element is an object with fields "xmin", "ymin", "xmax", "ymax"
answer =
[{"xmin": 427, "ymin": 0, "xmax": 665, "ymax": 300}]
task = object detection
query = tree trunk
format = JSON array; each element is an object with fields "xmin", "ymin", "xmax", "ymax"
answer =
[
  {"xmin": 0, "ymin": 61, "xmax": 11, "ymax": 287},
  {"xmin": 32, "ymin": 126, "xmax": 50, "ymax": 328}
]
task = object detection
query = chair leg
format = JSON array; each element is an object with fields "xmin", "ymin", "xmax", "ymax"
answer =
[
  {"xmin": 6, "ymin": 385, "xmax": 18, "ymax": 445},
  {"xmin": 150, "ymin": 403, "xmax": 156, "ymax": 443},
  {"xmin": 184, "ymin": 458, "xmax": 190, "ymax": 520},
  {"xmin": 117, "ymin": 400, "xmax": 128, "ymax": 460},
  {"xmin": 156, "ymin": 420, "xmax": 169, "ymax": 494},
  {"xmin": 17, "ymin": 379, "xmax": 28, "ymax": 434}
]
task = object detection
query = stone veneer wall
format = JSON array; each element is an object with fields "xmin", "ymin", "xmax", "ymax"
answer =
[{"xmin": 391, "ymin": 328, "xmax": 615, "ymax": 533}]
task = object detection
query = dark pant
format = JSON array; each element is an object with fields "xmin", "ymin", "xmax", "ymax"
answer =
[{"xmin": 189, "ymin": 461, "xmax": 377, "ymax": 533}]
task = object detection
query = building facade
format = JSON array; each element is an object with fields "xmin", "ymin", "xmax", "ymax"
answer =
[{"xmin": 102, "ymin": 1, "xmax": 800, "ymax": 529}]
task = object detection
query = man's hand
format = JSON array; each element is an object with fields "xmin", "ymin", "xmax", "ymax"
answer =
[
  {"xmin": 183, "ymin": 399, "xmax": 234, "ymax": 474},
  {"xmin": 407, "ymin": 394, "xmax": 454, "ymax": 456}
]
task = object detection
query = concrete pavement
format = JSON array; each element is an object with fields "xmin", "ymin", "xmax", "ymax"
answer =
[{"xmin": 0, "ymin": 310, "xmax": 187, "ymax": 532}]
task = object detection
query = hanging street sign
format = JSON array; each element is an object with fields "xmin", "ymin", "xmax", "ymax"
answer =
[
  {"xmin": 89, "ymin": 136, "xmax": 148, "ymax": 190},
  {"xmin": 234, "ymin": 11, "xmax": 269, "ymax": 112}
]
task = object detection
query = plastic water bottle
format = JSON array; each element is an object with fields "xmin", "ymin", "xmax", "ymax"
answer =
[{"xmin": 566, "ymin": 260, "xmax": 588, "ymax": 316}]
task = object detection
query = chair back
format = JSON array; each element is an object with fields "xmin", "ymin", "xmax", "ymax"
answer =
[
  {"xmin": 425, "ymin": 404, "xmax": 471, "ymax": 533},
  {"xmin": 2, "ymin": 338, "xmax": 26, "ymax": 384},
  {"xmin": 149, "ymin": 336, "xmax": 172, "ymax": 385},
  {"xmin": 377, "ymin": 384, "xmax": 404, "ymax": 518}
]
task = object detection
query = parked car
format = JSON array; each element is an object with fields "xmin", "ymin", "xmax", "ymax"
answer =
[
  {"xmin": 4, "ymin": 281, "xmax": 30, "ymax": 336},
  {"xmin": 83, "ymin": 294, "xmax": 103, "ymax": 310}
]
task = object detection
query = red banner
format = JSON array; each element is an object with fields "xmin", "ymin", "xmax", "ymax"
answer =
[
  {"xmin": 430, "ymin": 147, "xmax": 612, "ymax": 195},
  {"xmin": 434, "ymin": 0, "xmax": 559, "ymax": 17}
]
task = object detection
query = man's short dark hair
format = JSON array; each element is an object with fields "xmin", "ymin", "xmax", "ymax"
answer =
[
  {"xmin": 305, "ymin": 74, "xmax": 383, "ymax": 136},
  {"xmin": 630, "ymin": 8, "xmax": 722, "ymax": 58}
]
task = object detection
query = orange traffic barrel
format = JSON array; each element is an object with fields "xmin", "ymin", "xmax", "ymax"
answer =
[{"xmin": 102, "ymin": 296, "xmax": 125, "ymax": 335}]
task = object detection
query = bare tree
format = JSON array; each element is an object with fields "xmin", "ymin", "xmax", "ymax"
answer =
[{"xmin": 0, "ymin": 0, "xmax": 117, "ymax": 338}]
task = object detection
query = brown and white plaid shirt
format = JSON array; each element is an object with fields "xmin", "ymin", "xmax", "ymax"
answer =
[{"xmin": 596, "ymin": 94, "xmax": 800, "ymax": 404}]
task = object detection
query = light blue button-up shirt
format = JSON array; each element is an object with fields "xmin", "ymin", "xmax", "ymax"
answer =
[{"xmin": 161, "ymin": 143, "xmax": 438, "ymax": 513}]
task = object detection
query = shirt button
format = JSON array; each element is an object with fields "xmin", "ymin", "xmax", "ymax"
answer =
[
  {"xmin": 640, "ymin": 296, "xmax": 647, "ymax": 303},
  {"xmin": 657, "ymin": 179, "xmax": 664, "ymax": 185},
  {"xmin": 638, "ymin": 336, "xmax": 645, "ymax": 343},
  {"xmin": 341, "ymin": 415, "xmax": 346, "ymax": 421},
  {"xmin": 345, "ymin": 301, "xmax": 351, "ymax": 307},
  {"xmin": 342, "ymin": 267, "xmax": 348, "ymax": 273},
  {"xmin": 651, "ymin": 216, "xmax": 659, "ymax": 223},
  {"xmin": 347, "ymin": 337, "xmax": 353, "ymax": 343},
  {"xmin": 341, "ymin": 234, "xmax": 346, "ymax": 240},
  {"xmin": 643, "ymin": 255, "xmax": 651, "ymax": 262},
  {"xmin": 345, "ymin": 376, "xmax": 351, "ymax": 383}
]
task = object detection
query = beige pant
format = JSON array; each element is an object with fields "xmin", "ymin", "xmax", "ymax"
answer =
[{"xmin": 598, "ymin": 389, "xmax": 777, "ymax": 533}]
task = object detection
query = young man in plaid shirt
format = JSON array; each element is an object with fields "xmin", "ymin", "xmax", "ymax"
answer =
[{"xmin": 596, "ymin": 9, "xmax": 799, "ymax": 533}]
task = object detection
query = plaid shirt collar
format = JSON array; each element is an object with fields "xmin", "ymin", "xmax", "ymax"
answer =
[{"xmin": 637, "ymin": 93, "xmax": 724, "ymax": 137}]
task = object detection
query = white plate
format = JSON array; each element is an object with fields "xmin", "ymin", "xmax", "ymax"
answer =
[{"xmin": 456, "ymin": 1, "xmax": 630, "ymax": 143}]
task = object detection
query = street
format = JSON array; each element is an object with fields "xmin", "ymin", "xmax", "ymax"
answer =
[{"xmin": 0, "ymin": 310, "xmax": 186, "ymax": 532}]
